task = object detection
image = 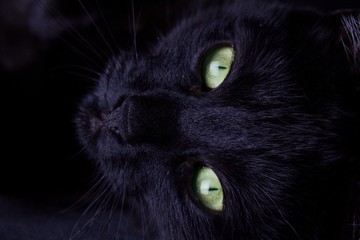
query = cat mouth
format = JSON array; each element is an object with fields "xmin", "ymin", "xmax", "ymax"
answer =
[{"xmin": 89, "ymin": 116, "xmax": 104, "ymax": 134}]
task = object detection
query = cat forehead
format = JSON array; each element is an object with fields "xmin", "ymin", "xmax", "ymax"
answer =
[
  {"xmin": 100, "ymin": 3, "xmax": 346, "ymax": 95},
  {"xmin": 153, "ymin": 2, "xmax": 289, "ymax": 50},
  {"xmin": 108, "ymin": 19, "xmax": 283, "ymax": 81},
  {"xmin": 153, "ymin": 11, "xmax": 260, "ymax": 54},
  {"xmin": 100, "ymin": 18, "xmax": 287, "ymax": 93}
]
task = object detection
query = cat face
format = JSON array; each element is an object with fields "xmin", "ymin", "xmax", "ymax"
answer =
[{"xmin": 76, "ymin": 2, "xmax": 359, "ymax": 239}]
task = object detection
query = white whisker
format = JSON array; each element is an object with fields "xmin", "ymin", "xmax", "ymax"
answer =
[
  {"xmin": 36, "ymin": 0, "xmax": 105, "ymax": 68},
  {"xmin": 78, "ymin": 0, "xmax": 116, "ymax": 57},
  {"xmin": 94, "ymin": 0, "xmax": 120, "ymax": 53},
  {"xmin": 130, "ymin": 0, "xmax": 138, "ymax": 61},
  {"xmin": 68, "ymin": 182, "xmax": 111, "ymax": 240},
  {"xmin": 255, "ymin": 183, "xmax": 302, "ymax": 240}
]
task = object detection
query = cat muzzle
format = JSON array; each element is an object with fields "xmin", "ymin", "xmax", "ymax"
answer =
[{"xmin": 104, "ymin": 95, "xmax": 178, "ymax": 145}]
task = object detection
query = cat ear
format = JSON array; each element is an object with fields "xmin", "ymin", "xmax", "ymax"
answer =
[{"xmin": 330, "ymin": 10, "xmax": 360, "ymax": 72}]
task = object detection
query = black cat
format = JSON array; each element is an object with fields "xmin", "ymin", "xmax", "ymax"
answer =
[{"xmin": 75, "ymin": 0, "xmax": 360, "ymax": 239}]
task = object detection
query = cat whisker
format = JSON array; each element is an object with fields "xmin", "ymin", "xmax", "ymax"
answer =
[
  {"xmin": 60, "ymin": 145, "xmax": 87, "ymax": 163},
  {"xmin": 109, "ymin": 189, "xmax": 125, "ymax": 236},
  {"xmin": 255, "ymin": 183, "xmax": 302, "ymax": 240},
  {"xmin": 341, "ymin": 14, "xmax": 360, "ymax": 70},
  {"xmin": 89, "ymin": 167, "xmax": 126, "ymax": 240},
  {"xmin": 111, "ymin": 168, "xmax": 129, "ymax": 238},
  {"xmin": 78, "ymin": 0, "xmax": 116, "ymax": 58},
  {"xmin": 114, "ymin": 163, "xmax": 125, "ymax": 221},
  {"xmin": 92, "ymin": 190, "xmax": 118, "ymax": 240},
  {"xmin": 58, "ymin": 175, "xmax": 105, "ymax": 215},
  {"xmin": 94, "ymin": 188, "xmax": 124, "ymax": 240},
  {"xmin": 68, "ymin": 181, "xmax": 111, "ymax": 240},
  {"xmin": 94, "ymin": 0, "xmax": 120, "ymax": 55},
  {"xmin": 130, "ymin": 0, "xmax": 139, "ymax": 61},
  {"xmin": 63, "ymin": 70, "xmax": 100, "ymax": 83},
  {"xmin": 59, "ymin": 36, "xmax": 104, "ymax": 69},
  {"xmin": 36, "ymin": 0, "xmax": 105, "ymax": 69},
  {"xmin": 139, "ymin": 196, "xmax": 147, "ymax": 240},
  {"xmin": 54, "ymin": 64, "xmax": 102, "ymax": 76},
  {"xmin": 69, "ymin": 194, "xmax": 112, "ymax": 240}
]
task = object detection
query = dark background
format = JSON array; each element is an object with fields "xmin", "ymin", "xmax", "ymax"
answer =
[
  {"xmin": 0, "ymin": 0, "xmax": 191, "ymax": 197},
  {"xmin": 0, "ymin": 0, "xmax": 359, "ymax": 238}
]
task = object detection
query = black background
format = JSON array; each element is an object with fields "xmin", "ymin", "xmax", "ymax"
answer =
[{"xmin": 0, "ymin": 0, "xmax": 190, "ymax": 197}]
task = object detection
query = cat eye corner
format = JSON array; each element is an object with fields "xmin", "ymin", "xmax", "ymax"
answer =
[{"xmin": 190, "ymin": 84, "xmax": 202, "ymax": 93}]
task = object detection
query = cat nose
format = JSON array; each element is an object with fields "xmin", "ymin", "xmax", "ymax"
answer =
[{"xmin": 105, "ymin": 95, "xmax": 178, "ymax": 144}]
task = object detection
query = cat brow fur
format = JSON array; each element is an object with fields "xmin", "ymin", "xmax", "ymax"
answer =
[{"xmin": 341, "ymin": 13, "xmax": 360, "ymax": 70}]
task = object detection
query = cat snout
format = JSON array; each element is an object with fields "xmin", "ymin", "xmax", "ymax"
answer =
[
  {"xmin": 105, "ymin": 95, "xmax": 178, "ymax": 145},
  {"xmin": 104, "ymin": 104, "xmax": 129, "ymax": 142}
]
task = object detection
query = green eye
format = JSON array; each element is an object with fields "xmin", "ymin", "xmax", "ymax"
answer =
[
  {"xmin": 192, "ymin": 166, "xmax": 224, "ymax": 212},
  {"xmin": 202, "ymin": 46, "xmax": 235, "ymax": 89}
]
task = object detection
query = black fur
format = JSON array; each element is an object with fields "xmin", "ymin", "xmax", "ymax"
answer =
[{"xmin": 75, "ymin": 1, "xmax": 360, "ymax": 239}]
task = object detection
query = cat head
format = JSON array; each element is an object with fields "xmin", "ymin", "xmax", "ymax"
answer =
[{"xmin": 76, "ymin": 2, "xmax": 359, "ymax": 239}]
